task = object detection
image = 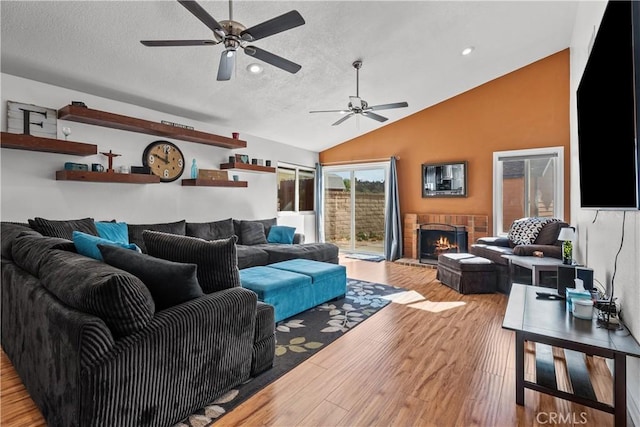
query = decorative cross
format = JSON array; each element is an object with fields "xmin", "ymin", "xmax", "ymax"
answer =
[{"xmin": 100, "ymin": 150, "xmax": 121, "ymax": 173}]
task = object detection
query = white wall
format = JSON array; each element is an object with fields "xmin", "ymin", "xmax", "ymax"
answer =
[
  {"xmin": 570, "ymin": 2, "xmax": 640, "ymax": 425},
  {"xmin": 0, "ymin": 74, "xmax": 318, "ymax": 239}
]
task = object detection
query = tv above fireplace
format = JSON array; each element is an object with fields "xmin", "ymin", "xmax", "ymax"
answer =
[
  {"xmin": 577, "ymin": 0, "xmax": 640, "ymax": 209},
  {"xmin": 422, "ymin": 161, "xmax": 467, "ymax": 198}
]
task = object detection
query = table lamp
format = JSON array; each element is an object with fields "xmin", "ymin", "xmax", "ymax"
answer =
[{"xmin": 558, "ymin": 227, "xmax": 575, "ymax": 265}]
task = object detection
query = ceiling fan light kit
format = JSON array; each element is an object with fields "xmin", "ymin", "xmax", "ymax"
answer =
[
  {"xmin": 141, "ymin": 0, "xmax": 305, "ymax": 81},
  {"xmin": 310, "ymin": 60, "xmax": 408, "ymax": 126}
]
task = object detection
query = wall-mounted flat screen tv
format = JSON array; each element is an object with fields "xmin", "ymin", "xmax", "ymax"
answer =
[{"xmin": 577, "ymin": 0, "xmax": 640, "ymax": 209}]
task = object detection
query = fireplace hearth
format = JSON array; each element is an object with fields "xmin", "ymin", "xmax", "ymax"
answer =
[{"xmin": 418, "ymin": 223, "xmax": 468, "ymax": 263}]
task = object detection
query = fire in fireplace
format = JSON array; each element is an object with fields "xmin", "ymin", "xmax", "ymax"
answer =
[{"xmin": 418, "ymin": 223, "xmax": 468, "ymax": 263}]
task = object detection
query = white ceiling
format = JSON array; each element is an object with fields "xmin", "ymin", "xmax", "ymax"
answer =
[{"xmin": 1, "ymin": 1, "xmax": 578, "ymax": 152}]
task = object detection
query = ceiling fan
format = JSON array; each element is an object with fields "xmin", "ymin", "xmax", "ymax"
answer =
[
  {"xmin": 140, "ymin": 0, "xmax": 305, "ymax": 81},
  {"xmin": 310, "ymin": 60, "xmax": 408, "ymax": 126}
]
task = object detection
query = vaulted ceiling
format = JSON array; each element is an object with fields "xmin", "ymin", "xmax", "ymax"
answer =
[{"xmin": 1, "ymin": 1, "xmax": 578, "ymax": 152}]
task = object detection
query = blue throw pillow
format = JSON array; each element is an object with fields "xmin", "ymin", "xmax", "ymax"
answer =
[
  {"xmin": 73, "ymin": 231, "xmax": 140, "ymax": 260},
  {"xmin": 95, "ymin": 221, "xmax": 129, "ymax": 244},
  {"xmin": 267, "ymin": 225, "xmax": 297, "ymax": 244}
]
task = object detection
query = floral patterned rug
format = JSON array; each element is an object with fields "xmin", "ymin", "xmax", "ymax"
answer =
[{"xmin": 174, "ymin": 278, "xmax": 404, "ymax": 426}]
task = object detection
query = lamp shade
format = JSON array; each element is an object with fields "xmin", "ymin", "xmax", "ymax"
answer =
[{"xmin": 558, "ymin": 227, "xmax": 575, "ymax": 241}]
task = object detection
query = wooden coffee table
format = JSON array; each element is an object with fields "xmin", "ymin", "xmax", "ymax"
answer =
[{"xmin": 502, "ymin": 254, "xmax": 565, "ymax": 286}]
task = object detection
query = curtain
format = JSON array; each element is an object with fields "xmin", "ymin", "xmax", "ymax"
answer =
[
  {"xmin": 314, "ymin": 162, "xmax": 325, "ymax": 243},
  {"xmin": 384, "ymin": 156, "xmax": 402, "ymax": 261}
]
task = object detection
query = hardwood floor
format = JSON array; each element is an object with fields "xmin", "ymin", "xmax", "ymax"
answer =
[{"xmin": 1, "ymin": 257, "xmax": 615, "ymax": 426}]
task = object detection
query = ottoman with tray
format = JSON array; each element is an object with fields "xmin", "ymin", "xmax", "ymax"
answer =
[
  {"xmin": 240, "ymin": 259, "xmax": 347, "ymax": 322},
  {"xmin": 437, "ymin": 253, "xmax": 497, "ymax": 294}
]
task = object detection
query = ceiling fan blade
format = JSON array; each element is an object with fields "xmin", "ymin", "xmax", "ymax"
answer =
[
  {"xmin": 332, "ymin": 113, "xmax": 355, "ymax": 126},
  {"xmin": 368, "ymin": 102, "xmax": 408, "ymax": 111},
  {"xmin": 309, "ymin": 109, "xmax": 351, "ymax": 114},
  {"xmin": 217, "ymin": 50, "xmax": 235, "ymax": 81},
  {"xmin": 178, "ymin": 0, "xmax": 224, "ymax": 34},
  {"xmin": 140, "ymin": 39, "xmax": 217, "ymax": 47},
  {"xmin": 244, "ymin": 46, "xmax": 301, "ymax": 74},
  {"xmin": 362, "ymin": 111, "xmax": 388, "ymax": 123},
  {"xmin": 240, "ymin": 10, "xmax": 305, "ymax": 42}
]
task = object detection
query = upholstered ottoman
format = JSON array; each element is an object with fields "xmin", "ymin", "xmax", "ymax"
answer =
[
  {"xmin": 268, "ymin": 259, "xmax": 347, "ymax": 306},
  {"xmin": 240, "ymin": 266, "xmax": 313, "ymax": 322},
  {"xmin": 437, "ymin": 253, "xmax": 497, "ymax": 294}
]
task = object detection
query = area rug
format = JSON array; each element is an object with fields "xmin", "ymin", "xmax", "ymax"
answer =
[
  {"xmin": 344, "ymin": 253, "xmax": 386, "ymax": 262},
  {"xmin": 174, "ymin": 278, "xmax": 404, "ymax": 426}
]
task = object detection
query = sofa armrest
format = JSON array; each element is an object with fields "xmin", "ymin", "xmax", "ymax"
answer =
[
  {"xmin": 293, "ymin": 233, "xmax": 305, "ymax": 244},
  {"xmin": 512, "ymin": 244, "xmax": 562, "ymax": 259},
  {"xmin": 83, "ymin": 286, "xmax": 258, "ymax": 426},
  {"xmin": 476, "ymin": 236, "xmax": 511, "ymax": 247}
]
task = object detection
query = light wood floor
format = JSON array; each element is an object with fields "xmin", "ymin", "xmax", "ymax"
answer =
[{"xmin": 1, "ymin": 257, "xmax": 615, "ymax": 426}]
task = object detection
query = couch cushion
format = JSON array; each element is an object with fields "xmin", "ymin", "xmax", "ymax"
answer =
[
  {"xmin": 257, "ymin": 243, "xmax": 340, "ymax": 264},
  {"xmin": 240, "ymin": 221, "xmax": 268, "ymax": 245},
  {"xmin": 28, "ymin": 217, "xmax": 99, "ymax": 240},
  {"xmin": 236, "ymin": 245, "xmax": 270, "ymax": 269},
  {"xmin": 267, "ymin": 225, "xmax": 296, "ymax": 244},
  {"xmin": 1, "ymin": 222, "xmax": 35, "ymax": 260},
  {"xmin": 72, "ymin": 231, "xmax": 140, "ymax": 261},
  {"xmin": 39, "ymin": 250, "xmax": 155, "ymax": 338},
  {"xmin": 142, "ymin": 231, "xmax": 240, "ymax": 294},
  {"xmin": 186, "ymin": 218, "xmax": 235, "ymax": 241},
  {"xmin": 11, "ymin": 232, "xmax": 76, "ymax": 277},
  {"xmin": 507, "ymin": 217, "xmax": 562, "ymax": 246},
  {"xmin": 234, "ymin": 218, "xmax": 277, "ymax": 244},
  {"xmin": 127, "ymin": 220, "xmax": 186, "ymax": 253},
  {"xmin": 534, "ymin": 221, "xmax": 568, "ymax": 245},
  {"xmin": 95, "ymin": 221, "xmax": 129, "ymax": 244},
  {"xmin": 99, "ymin": 244, "xmax": 203, "ymax": 311}
]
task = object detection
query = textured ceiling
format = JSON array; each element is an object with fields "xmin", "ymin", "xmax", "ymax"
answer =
[{"xmin": 1, "ymin": 1, "xmax": 578, "ymax": 152}]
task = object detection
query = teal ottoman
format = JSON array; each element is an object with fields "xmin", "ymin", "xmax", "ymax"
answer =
[
  {"xmin": 240, "ymin": 266, "xmax": 312, "ymax": 323},
  {"xmin": 268, "ymin": 259, "xmax": 347, "ymax": 306}
]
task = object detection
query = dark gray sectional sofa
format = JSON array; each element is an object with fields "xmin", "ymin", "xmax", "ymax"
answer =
[
  {"xmin": 126, "ymin": 217, "xmax": 339, "ymax": 269},
  {"xmin": 1, "ymin": 215, "xmax": 332, "ymax": 427}
]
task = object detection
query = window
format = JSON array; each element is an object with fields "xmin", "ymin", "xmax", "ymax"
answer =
[
  {"xmin": 277, "ymin": 164, "xmax": 315, "ymax": 212},
  {"xmin": 493, "ymin": 147, "xmax": 564, "ymax": 236}
]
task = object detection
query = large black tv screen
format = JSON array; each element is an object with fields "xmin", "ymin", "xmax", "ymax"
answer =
[{"xmin": 577, "ymin": 0, "xmax": 640, "ymax": 209}]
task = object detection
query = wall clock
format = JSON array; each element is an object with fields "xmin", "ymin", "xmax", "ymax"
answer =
[{"xmin": 142, "ymin": 140, "xmax": 185, "ymax": 182}]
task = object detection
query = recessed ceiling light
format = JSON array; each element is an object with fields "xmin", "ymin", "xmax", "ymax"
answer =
[
  {"xmin": 247, "ymin": 63, "xmax": 263, "ymax": 74},
  {"xmin": 461, "ymin": 46, "xmax": 475, "ymax": 56}
]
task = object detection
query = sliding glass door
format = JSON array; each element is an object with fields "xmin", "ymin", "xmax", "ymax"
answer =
[{"xmin": 323, "ymin": 163, "xmax": 388, "ymax": 254}]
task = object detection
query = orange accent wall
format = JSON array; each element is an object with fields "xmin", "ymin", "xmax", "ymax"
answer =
[{"xmin": 319, "ymin": 49, "xmax": 570, "ymax": 235}]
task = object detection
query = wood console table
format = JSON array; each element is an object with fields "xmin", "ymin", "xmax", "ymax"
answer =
[{"xmin": 503, "ymin": 283, "xmax": 640, "ymax": 426}]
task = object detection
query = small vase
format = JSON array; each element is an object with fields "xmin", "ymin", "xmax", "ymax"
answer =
[{"xmin": 191, "ymin": 159, "xmax": 197, "ymax": 179}]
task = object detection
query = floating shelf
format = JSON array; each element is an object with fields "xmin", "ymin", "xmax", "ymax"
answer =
[
  {"xmin": 58, "ymin": 105, "xmax": 247, "ymax": 149},
  {"xmin": 181, "ymin": 179, "xmax": 248, "ymax": 187},
  {"xmin": 219, "ymin": 162, "xmax": 276, "ymax": 173},
  {"xmin": 56, "ymin": 170, "xmax": 160, "ymax": 183},
  {"xmin": 1, "ymin": 132, "xmax": 97, "ymax": 156}
]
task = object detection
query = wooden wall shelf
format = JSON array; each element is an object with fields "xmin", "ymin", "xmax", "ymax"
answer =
[
  {"xmin": 1, "ymin": 132, "xmax": 97, "ymax": 156},
  {"xmin": 58, "ymin": 105, "xmax": 247, "ymax": 149},
  {"xmin": 219, "ymin": 162, "xmax": 276, "ymax": 173},
  {"xmin": 181, "ymin": 179, "xmax": 248, "ymax": 187},
  {"xmin": 56, "ymin": 170, "xmax": 160, "ymax": 183}
]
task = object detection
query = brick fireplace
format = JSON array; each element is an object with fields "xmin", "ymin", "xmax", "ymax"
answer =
[{"xmin": 403, "ymin": 213, "xmax": 489, "ymax": 259}]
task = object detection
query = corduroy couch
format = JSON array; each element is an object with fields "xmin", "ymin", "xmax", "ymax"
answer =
[{"xmin": 0, "ymin": 221, "xmax": 277, "ymax": 427}]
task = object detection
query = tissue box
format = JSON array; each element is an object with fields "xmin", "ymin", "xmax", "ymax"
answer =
[{"xmin": 566, "ymin": 288, "xmax": 592, "ymax": 313}]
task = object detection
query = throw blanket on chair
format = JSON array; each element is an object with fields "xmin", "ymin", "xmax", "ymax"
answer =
[{"xmin": 508, "ymin": 217, "xmax": 561, "ymax": 246}]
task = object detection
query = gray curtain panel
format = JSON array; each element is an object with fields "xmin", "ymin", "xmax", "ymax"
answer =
[
  {"xmin": 315, "ymin": 162, "xmax": 325, "ymax": 243},
  {"xmin": 384, "ymin": 156, "xmax": 402, "ymax": 261}
]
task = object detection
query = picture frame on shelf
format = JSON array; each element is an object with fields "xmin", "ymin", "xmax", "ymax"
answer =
[{"xmin": 235, "ymin": 154, "xmax": 250, "ymax": 164}]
